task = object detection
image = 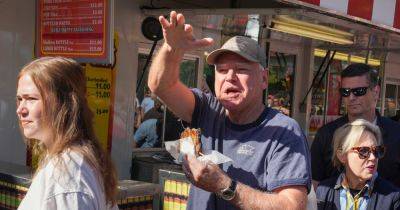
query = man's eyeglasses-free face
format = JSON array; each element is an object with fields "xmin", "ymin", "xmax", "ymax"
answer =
[
  {"xmin": 351, "ymin": 146, "xmax": 385, "ymax": 159},
  {"xmin": 339, "ymin": 87, "xmax": 369, "ymax": 97}
]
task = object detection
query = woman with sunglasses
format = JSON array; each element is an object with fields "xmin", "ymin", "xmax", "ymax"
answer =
[{"xmin": 316, "ymin": 119, "xmax": 400, "ymax": 210}]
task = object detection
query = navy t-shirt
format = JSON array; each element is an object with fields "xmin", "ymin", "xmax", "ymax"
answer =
[{"xmin": 186, "ymin": 89, "xmax": 311, "ymax": 210}]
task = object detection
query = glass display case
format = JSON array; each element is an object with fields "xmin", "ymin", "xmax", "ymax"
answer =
[{"xmin": 267, "ymin": 51, "xmax": 296, "ymax": 116}]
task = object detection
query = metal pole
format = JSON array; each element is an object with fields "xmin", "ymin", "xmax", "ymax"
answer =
[
  {"xmin": 323, "ymin": 66, "xmax": 330, "ymax": 124},
  {"xmin": 262, "ymin": 14, "xmax": 270, "ymax": 104},
  {"xmin": 316, "ymin": 51, "xmax": 336, "ymax": 125},
  {"xmin": 300, "ymin": 50, "xmax": 331, "ymax": 106},
  {"xmin": 365, "ymin": 34, "xmax": 372, "ymax": 64},
  {"xmin": 136, "ymin": 40, "xmax": 158, "ymax": 92},
  {"xmin": 380, "ymin": 51, "xmax": 388, "ymax": 115},
  {"xmin": 161, "ymin": 107, "xmax": 167, "ymax": 146}
]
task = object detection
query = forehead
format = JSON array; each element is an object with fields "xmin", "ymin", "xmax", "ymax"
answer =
[
  {"xmin": 215, "ymin": 52, "xmax": 252, "ymax": 64},
  {"xmin": 341, "ymin": 75, "xmax": 370, "ymax": 88},
  {"xmin": 17, "ymin": 75, "xmax": 40, "ymax": 95}
]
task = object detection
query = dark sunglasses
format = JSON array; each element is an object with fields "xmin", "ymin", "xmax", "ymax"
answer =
[
  {"xmin": 351, "ymin": 146, "xmax": 385, "ymax": 159},
  {"xmin": 339, "ymin": 87, "xmax": 369, "ymax": 97}
]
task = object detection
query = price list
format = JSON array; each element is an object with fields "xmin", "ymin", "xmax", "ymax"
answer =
[
  {"xmin": 38, "ymin": 0, "xmax": 107, "ymax": 58},
  {"xmin": 85, "ymin": 64, "xmax": 113, "ymax": 150}
]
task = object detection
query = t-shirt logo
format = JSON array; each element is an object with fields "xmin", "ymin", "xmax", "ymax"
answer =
[{"xmin": 237, "ymin": 144, "xmax": 255, "ymax": 156}]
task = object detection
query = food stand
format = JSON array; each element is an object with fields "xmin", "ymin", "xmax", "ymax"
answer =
[{"xmin": 3, "ymin": 0, "xmax": 400, "ymax": 209}]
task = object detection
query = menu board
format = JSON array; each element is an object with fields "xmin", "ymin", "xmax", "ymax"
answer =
[
  {"xmin": 36, "ymin": 0, "xmax": 113, "ymax": 64},
  {"xmin": 85, "ymin": 64, "xmax": 114, "ymax": 151}
]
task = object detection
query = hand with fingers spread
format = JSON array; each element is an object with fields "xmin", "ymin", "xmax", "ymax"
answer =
[
  {"xmin": 159, "ymin": 11, "xmax": 214, "ymax": 52},
  {"xmin": 182, "ymin": 154, "xmax": 231, "ymax": 193}
]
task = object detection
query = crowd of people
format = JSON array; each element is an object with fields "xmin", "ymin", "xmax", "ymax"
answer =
[
  {"xmin": 133, "ymin": 92, "xmax": 164, "ymax": 148},
  {"xmin": 13, "ymin": 10, "xmax": 400, "ymax": 210}
]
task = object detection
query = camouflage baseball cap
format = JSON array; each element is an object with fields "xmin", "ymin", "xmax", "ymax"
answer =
[{"xmin": 206, "ymin": 36, "xmax": 267, "ymax": 68}]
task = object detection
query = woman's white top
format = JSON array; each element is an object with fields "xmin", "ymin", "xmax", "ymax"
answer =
[{"xmin": 18, "ymin": 151, "xmax": 118, "ymax": 210}]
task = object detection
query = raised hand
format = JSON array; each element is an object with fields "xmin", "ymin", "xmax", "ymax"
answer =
[{"xmin": 159, "ymin": 11, "xmax": 214, "ymax": 52}]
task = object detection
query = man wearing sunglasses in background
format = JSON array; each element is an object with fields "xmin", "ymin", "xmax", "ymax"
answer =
[{"xmin": 311, "ymin": 63, "xmax": 400, "ymax": 189}]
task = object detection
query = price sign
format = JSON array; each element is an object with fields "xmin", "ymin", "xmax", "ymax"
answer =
[
  {"xmin": 85, "ymin": 64, "xmax": 113, "ymax": 150},
  {"xmin": 37, "ymin": 0, "xmax": 113, "ymax": 64}
]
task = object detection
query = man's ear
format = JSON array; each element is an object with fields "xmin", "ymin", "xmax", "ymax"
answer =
[{"xmin": 262, "ymin": 68, "xmax": 269, "ymax": 90}]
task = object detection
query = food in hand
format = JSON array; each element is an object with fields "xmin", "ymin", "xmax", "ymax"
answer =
[{"xmin": 179, "ymin": 128, "xmax": 202, "ymax": 156}]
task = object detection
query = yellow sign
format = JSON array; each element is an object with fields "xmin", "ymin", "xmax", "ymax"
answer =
[{"xmin": 85, "ymin": 64, "xmax": 113, "ymax": 150}]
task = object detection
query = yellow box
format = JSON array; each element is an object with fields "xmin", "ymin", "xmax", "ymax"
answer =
[
  {"xmin": 164, "ymin": 196, "xmax": 170, "ymax": 210},
  {"xmin": 182, "ymin": 183, "xmax": 189, "ymax": 197},
  {"xmin": 164, "ymin": 180, "xmax": 171, "ymax": 193},
  {"xmin": 173, "ymin": 197, "xmax": 181, "ymax": 210},
  {"xmin": 176, "ymin": 182, "xmax": 182, "ymax": 196},
  {"xmin": 170, "ymin": 180, "xmax": 177, "ymax": 194}
]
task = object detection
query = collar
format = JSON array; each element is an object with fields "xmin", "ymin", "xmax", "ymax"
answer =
[
  {"xmin": 334, "ymin": 172, "xmax": 378, "ymax": 197},
  {"xmin": 226, "ymin": 107, "xmax": 270, "ymax": 131},
  {"xmin": 345, "ymin": 110, "xmax": 380, "ymax": 123}
]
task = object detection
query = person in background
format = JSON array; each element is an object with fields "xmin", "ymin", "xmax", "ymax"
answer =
[
  {"xmin": 135, "ymin": 97, "xmax": 140, "ymax": 110},
  {"xmin": 311, "ymin": 63, "xmax": 400, "ymax": 188},
  {"xmin": 134, "ymin": 106, "xmax": 143, "ymax": 131},
  {"xmin": 142, "ymin": 97, "xmax": 163, "ymax": 122},
  {"xmin": 316, "ymin": 119, "xmax": 400, "ymax": 210},
  {"xmin": 141, "ymin": 87, "xmax": 155, "ymax": 114},
  {"xmin": 267, "ymin": 95, "xmax": 273, "ymax": 107},
  {"xmin": 16, "ymin": 57, "xmax": 118, "ymax": 210},
  {"xmin": 132, "ymin": 118, "xmax": 162, "ymax": 148},
  {"xmin": 148, "ymin": 11, "xmax": 311, "ymax": 210},
  {"xmin": 133, "ymin": 97, "xmax": 164, "ymax": 148},
  {"xmin": 134, "ymin": 96, "xmax": 143, "ymax": 130}
]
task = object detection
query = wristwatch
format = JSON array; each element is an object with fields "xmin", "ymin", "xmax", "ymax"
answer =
[{"xmin": 217, "ymin": 179, "xmax": 237, "ymax": 201}]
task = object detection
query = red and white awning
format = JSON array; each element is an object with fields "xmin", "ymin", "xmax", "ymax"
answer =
[{"xmin": 280, "ymin": 0, "xmax": 400, "ymax": 31}]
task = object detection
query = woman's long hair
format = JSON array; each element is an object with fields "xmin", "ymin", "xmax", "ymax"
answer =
[{"xmin": 17, "ymin": 57, "xmax": 117, "ymax": 205}]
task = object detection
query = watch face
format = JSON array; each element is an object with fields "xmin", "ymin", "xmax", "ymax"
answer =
[
  {"xmin": 220, "ymin": 180, "xmax": 237, "ymax": 200},
  {"xmin": 222, "ymin": 190, "xmax": 235, "ymax": 199}
]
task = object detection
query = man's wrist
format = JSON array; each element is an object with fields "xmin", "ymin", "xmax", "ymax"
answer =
[
  {"xmin": 163, "ymin": 43, "xmax": 185, "ymax": 57},
  {"xmin": 216, "ymin": 178, "xmax": 237, "ymax": 201},
  {"xmin": 217, "ymin": 175, "xmax": 232, "ymax": 192}
]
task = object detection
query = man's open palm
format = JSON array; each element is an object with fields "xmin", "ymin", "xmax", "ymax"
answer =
[{"xmin": 159, "ymin": 11, "xmax": 214, "ymax": 51}]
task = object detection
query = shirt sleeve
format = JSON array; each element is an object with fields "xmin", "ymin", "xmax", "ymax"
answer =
[
  {"xmin": 190, "ymin": 88, "xmax": 222, "ymax": 128},
  {"xmin": 190, "ymin": 89, "xmax": 207, "ymax": 128},
  {"xmin": 266, "ymin": 121, "xmax": 312, "ymax": 192},
  {"xmin": 394, "ymin": 192, "xmax": 400, "ymax": 210},
  {"xmin": 310, "ymin": 129, "xmax": 327, "ymax": 182},
  {"xmin": 43, "ymin": 191, "xmax": 97, "ymax": 210}
]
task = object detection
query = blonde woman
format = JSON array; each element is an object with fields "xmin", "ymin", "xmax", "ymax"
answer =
[
  {"xmin": 316, "ymin": 119, "xmax": 400, "ymax": 210},
  {"xmin": 16, "ymin": 57, "xmax": 118, "ymax": 210}
]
